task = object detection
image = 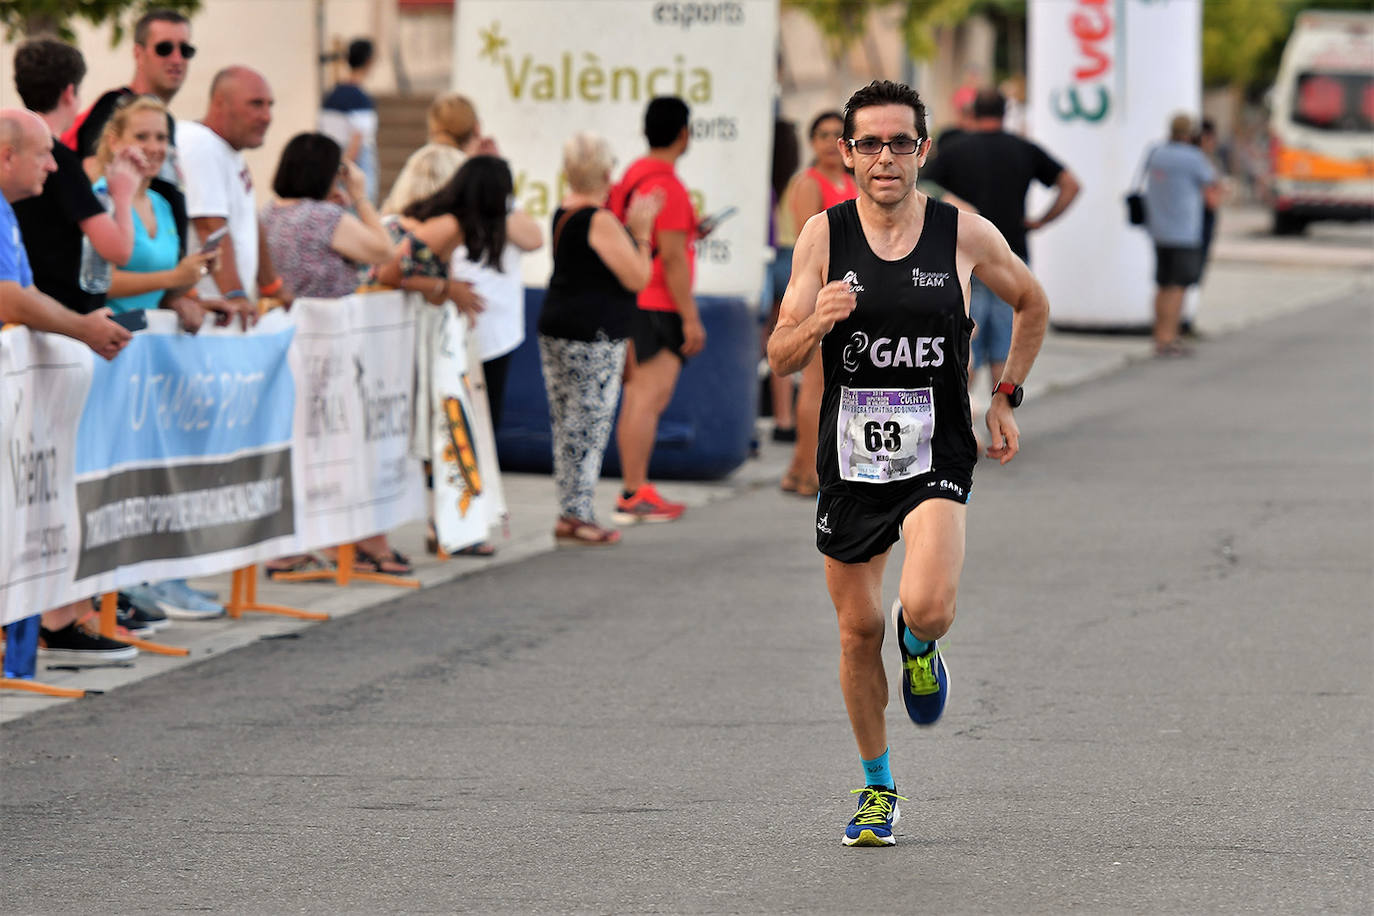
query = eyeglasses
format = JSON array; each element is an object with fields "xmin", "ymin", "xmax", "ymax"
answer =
[
  {"xmin": 847, "ymin": 136, "xmax": 923, "ymax": 156},
  {"xmin": 151, "ymin": 41, "xmax": 196, "ymax": 59}
]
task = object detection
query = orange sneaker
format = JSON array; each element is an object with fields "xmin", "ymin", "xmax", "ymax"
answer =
[{"xmin": 613, "ymin": 483, "xmax": 685, "ymax": 524}]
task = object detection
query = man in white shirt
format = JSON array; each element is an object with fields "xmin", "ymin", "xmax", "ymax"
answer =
[{"xmin": 178, "ymin": 66, "xmax": 288, "ymax": 322}]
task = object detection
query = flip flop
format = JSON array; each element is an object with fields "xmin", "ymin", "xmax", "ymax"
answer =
[
  {"xmin": 354, "ymin": 546, "xmax": 414, "ymax": 575},
  {"xmin": 453, "ymin": 541, "xmax": 496, "ymax": 557},
  {"xmin": 554, "ymin": 518, "xmax": 622, "ymax": 546},
  {"xmin": 264, "ymin": 554, "xmax": 327, "ymax": 579}
]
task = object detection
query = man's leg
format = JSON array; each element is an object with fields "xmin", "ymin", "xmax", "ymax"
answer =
[
  {"xmin": 827, "ymin": 548, "xmax": 908, "ymax": 847},
  {"xmin": 616, "ymin": 349, "xmax": 682, "ymax": 493},
  {"xmin": 891, "ymin": 499, "xmax": 966, "ymax": 727},
  {"xmin": 824, "ymin": 550, "xmax": 892, "ymax": 761},
  {"xmin": 1153, "ymin": 285, "xmax": 1186, "ymax": 351},
  {"xmin": 896, "ymin": 499, "xmax": 966, "ymax": 643}
]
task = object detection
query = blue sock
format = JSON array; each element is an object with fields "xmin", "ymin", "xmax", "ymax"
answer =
[
  {"xmin": 898, "ymin": 607, "xmax": 931, "ymax": 656},
  {"xmin": 861, "ymin": 748, "xmax": 893, "ymax": 790}
]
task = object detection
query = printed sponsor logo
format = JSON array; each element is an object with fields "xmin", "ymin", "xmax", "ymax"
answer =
[
  {"xmin": 841, "ymin": 269, "xmax": 865, "ymax": 293},
  {"xmin": 844, "ymin": 331, "xmax": 946, "ymax": 369},
  {"xmin": 653, "ymin": 1, "xmax": 745, "ymax": 28},
  {"xmin": 928, "ymin": 478, "xmax": 966, "ymax": 498},
  {"xmin": 816, "ymin": 512, "xmax": 832, "ymax": 535},
  {"xmin": 912, "ymin": 267, "xmax": 949, "ymax": 287},
  {"xmin": 1050, "ymin": 0, "xmax": 1115, "ymax": 124}
]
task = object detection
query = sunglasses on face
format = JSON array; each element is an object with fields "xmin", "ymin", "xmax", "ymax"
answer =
[{"xmin": 151, "ymin": 41, "xmax": 196, "ymax": 59}]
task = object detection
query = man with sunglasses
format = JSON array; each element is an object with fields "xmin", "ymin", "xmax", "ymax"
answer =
[
  {"xmin": 64, "ymin": 9, "xmax": 193, "ymax": 167},
  {"xmin": 768, "ymin": 80, "xmax": 1049, "ymax": 847}
]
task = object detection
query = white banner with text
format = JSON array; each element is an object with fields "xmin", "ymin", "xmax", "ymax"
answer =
[
  {"xmin": 454, "ymin": 0, "xmax": 779, "ymax": 298},
  {"xmin": 0, "ymin": 292, "xmax": 432, "ymax": 626}
]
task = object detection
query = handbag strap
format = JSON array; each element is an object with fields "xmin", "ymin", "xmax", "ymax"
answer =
[
  {"xmin": 1131, "ymin": 144, "xmax": 1157, "ymax": 193},
  {"xmin": 551, "ymin": 207, "xmax": 579, "ymax": 255}
]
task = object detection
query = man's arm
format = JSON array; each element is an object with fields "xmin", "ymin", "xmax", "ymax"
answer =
[
  {"xmin": 1026, "ymin": 168, "xmax": 1081, "ymax": 230},
  {"xmin": 0, "ymin": 280, "xmax": 131, "ymax": 360},
  {"xmin": 767, "ymin": 212, "xmax": 853, "ymax": 376},
  {"xmin": 657, "ymin": 228, "xmax": 704, "ymax": 357},
  {"xmin": 959, "ymin": 212, "xmax": 1050, "ymax": 464}
]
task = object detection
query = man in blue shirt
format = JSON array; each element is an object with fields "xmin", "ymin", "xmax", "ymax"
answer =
[
  {"xmin": 0, "ymin": 108, "xmax": 130, "ymax": 357},
  {"xmin": 319, "ymin": 39, "xmax": 379, "ymax": 203},
  {"xmin": 1143, "ymin": 113, "xmax": 1221, "ymax": 356},
  {"xmin": 2, "ymin": 107, "xmax": 136, "ymax": 666}
]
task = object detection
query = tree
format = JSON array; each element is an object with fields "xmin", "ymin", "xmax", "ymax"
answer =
[
  {"xmin": 786, "ymin": 0, "xmax": 1025, "ymax": 63},
  {"xmin": 2, "ymin": 0, "xmax": 202, "ymax": 43}
]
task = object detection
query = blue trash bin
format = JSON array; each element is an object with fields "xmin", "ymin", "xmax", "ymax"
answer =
[{"xmin": 496, "ymin": 288, "xmax": 757, "ymax": 481}]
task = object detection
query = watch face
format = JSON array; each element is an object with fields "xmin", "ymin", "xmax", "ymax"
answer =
[{"xmin": 1010, "ymin": 386, "xmax": 1024, "ymax": 408}]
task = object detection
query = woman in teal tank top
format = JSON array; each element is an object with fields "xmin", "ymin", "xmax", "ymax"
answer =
[{"xmin": 93, "ymin": 97, "xmax": 213, "ymax": 315}]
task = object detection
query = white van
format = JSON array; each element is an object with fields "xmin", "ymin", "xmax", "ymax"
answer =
[{"xmin": 1268, "ymin": 10, "xmax": 1374, "ymax": 234}]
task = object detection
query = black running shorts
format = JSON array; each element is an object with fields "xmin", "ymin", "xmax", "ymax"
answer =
[
  {"xmin": 815, "ymin": 472, "xmax": 972, "ymax": 564},
  {"xmin": 1154, "ymin": 245, "xmax": 1204, "ymax": 288},
  {"xmin": 631, "ymin": 309, "xmax": 686, "ymax": 363}
]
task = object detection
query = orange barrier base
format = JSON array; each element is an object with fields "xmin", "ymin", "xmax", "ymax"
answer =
[
  {"xmin": 97, "ymin": 594, "xmax": 190, "ymax": 657},
  {"xmin": 227, "ymin": 567, "xmax": 330, "ymax": 621},
  {"xmin": 267, "ymin": 544, "xmax": 420, "ymax": 590},
  {"xmin": 0, "ymin": 676, "xmax": 89, "ymax": 698}
]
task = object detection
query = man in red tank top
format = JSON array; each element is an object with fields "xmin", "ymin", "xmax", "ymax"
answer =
[{"xmin": 607, "ymin": 97, "xmax": 704, "ymax": 524}]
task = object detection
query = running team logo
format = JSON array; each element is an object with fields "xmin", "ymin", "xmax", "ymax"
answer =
[
  {"xmin": 912, "ymin": 267, "xmax": 949, "ymax": 287},
  {"xmin": 816, "ymin": 512, "xmax": 832, "ymax": 535},
  {"xmin": 841, "ymin": 270, "xmax": 864, "ymax": 293}
]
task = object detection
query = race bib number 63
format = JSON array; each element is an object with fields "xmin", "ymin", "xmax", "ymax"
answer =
[{"xmin": 837, "ymin": 386, "xmax": 934, "ymax": 483}]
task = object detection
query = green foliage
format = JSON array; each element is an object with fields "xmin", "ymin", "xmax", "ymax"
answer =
[
  {"xmin": 1204, "ymin": 0, "xmax": 1374, "ymax": 89},
  {"xmin": 2, "ymin": 0, "xmax": 202, "ymax": 44},
  {"xmin": 785, "ymin": 0, "xmax": 987, "ymax": 61}
]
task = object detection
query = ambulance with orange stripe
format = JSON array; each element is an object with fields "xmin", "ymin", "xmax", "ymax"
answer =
[{"xmin": 1268, "ymin": 10, "xmax": 1374, "ymax": 235}]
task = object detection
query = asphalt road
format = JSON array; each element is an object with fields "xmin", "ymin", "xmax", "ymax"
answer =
[{"xmin": 2, "ymin": 295, "xmax": 1370, "ymax": 915}]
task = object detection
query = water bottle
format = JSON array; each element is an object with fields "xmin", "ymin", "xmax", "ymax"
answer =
[
  {"xmin": 78, "ymin": 184, "xmax": 114, "ymax": 294},
  {"xmin": 3, "ymin": 615, "xmax": 40, "ymax": 679}
]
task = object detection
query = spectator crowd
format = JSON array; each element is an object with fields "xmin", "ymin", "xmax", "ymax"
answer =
[{"xmin": 2, "ymin": 8, "xmax": 1224, "ymax": 678}]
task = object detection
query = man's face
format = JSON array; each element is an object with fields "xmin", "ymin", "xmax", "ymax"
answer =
[
  {"xmin": 134, "ymin": 21, "xmax": 193, "ymax": 98},
  {"xmin": 220, "ymin": 73, "xmax": 273, "ymax": 150},
  {"xmin": 1, "ymin": 120, "xmax": 57, "ymax": 202},
  {"xmin": 841, "ymin": 104, "xmax": 930, "ymax": 209}
]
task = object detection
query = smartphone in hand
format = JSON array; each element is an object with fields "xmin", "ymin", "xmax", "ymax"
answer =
[
  {"xmin": 199, "ymin": 226, "xmax": 229, "ymax": 254},
  {"xmin": 111, "ymin": 310, "xmax": 148, "ymax": 332},
  {"xmin": 697, "ymin": 206, "xmax": 738, "ymax": 237}
]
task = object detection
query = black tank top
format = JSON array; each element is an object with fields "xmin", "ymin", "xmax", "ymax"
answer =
[
  {"xmin": 538, "ymin": 207, "xmax": 638, "ymax": 342},
  {"xmin": 817, "ymin": 197, "xmax": 976, "ymax": 501}
]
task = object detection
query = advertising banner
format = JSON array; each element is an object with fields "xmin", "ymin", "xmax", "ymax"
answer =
[
  {"xmin": 0, "ymin": 329, "xmax": 93, "ymax": 625},
  {"xmin": 1028, "ymin": 0, "xmax": 1202, "ymax": 328},
  {"xmin": 0, "ymin": 292, "xmax": 436, "ymax": 627},
  {"xmin": 430, "ymin": 304, "xmax": 506, "ymax": 554},
  {"xmin": 292, "ymin": 291, "xmax": 425, "ymax": 551},
  {"xmin": 71, "ymin": 310, "xmax": 299, "ymax": 590},
  {"xmin": 453, "ymin": 0, "xmax": 779, "ymax": 298}
]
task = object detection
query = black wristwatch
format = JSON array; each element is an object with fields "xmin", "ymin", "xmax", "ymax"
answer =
[{"xmin": 992, "ymin": 381, "xmax": 1024, "ymax": 408}]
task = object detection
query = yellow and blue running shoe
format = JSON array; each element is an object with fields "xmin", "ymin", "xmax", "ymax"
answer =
[
  {"xmin": 842, "ymin": 786, "xmax": 906, "ymax": 847},
  {"xmin": 892, "ymin": 600, "xmax": 949, "ymax": 725}
]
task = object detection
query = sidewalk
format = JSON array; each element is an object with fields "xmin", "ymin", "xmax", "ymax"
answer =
[{"xmin": 2, "ymin": 212, "xmax": 1369, "ymax": 723}]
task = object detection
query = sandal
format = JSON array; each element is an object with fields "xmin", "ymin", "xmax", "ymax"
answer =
[
  {"xmin": 554, "ymin": 517, "xmax": 621, "ymax": 546},
  {"xmin": 264, "ymin": 554, "xmax": 327, "ymax": 579},
  {"xmin": 354, "ymin": 546, "xmax": 414, "ymax": 576},
  {"xmin": 453, "ymin": 541, "xmax": 496, "ymax": 557}
]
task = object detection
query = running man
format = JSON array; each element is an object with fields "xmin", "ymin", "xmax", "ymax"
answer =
[{"xmin": 767, "ymin": 80, "xmax": 1049, "ymax": 847}]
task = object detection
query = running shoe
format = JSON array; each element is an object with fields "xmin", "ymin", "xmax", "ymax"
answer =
[
  {"xmin": 141, "ymin": 580, "xmax": 225, "ymax": 620},
  {"xmin": 613, "ymin": 484, "xmax": 685, "ymax": 524},
  {"xmin": 39, "ymin": 622, "xmax": 138, "ymax": 665},
  {"xmin": 892, "ymin": 600, "xmax": 949, "ymax": 726},
  {"xmin": 117, "ymin": 591, "xmax": 171, "ymax": 632},
  {"xmin": 843, "ymin": 785, "xmax": 906, "ymax": 847}
]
